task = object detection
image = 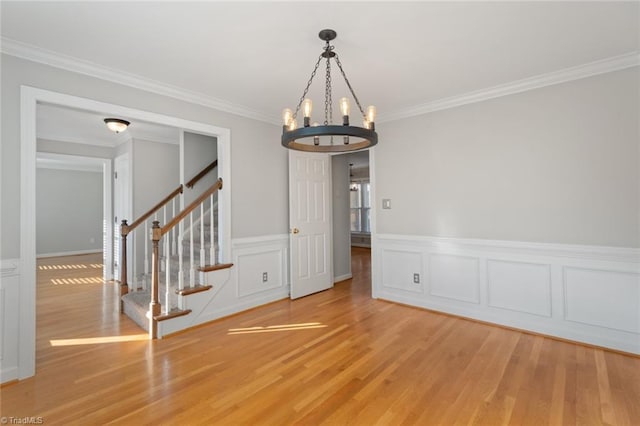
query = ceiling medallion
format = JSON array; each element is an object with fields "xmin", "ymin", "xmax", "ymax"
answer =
[{"xmin": 282, "ymin": 29, "xmax": 377, "ymax": 153}]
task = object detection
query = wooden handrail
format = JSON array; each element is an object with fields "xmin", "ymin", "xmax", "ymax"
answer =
[
  {"xmin": 185, "ymin": 160, "xmax": 218, "ymax": 189},
  {"xmin": 125, "ymin": 184, "xmax": 184, "ymax": 234},
  {"xmin": 161, "ymin": 178, "xmax": 223, "ymax": 236}
]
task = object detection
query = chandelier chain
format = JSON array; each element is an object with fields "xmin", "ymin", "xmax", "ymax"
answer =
[
  {"xmin": 325, "ymin": 56, "xmax": 333, "ymax": 125},
  {"xmin": 292, "ymin": 54, "xmax": 323, "ymax": 120},
  {"xmin": 335, "ymin": 54, "xmax": 367, "ymax": 119}
]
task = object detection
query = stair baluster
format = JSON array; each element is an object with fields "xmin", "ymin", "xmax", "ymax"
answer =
[
  {"xmin": 189, "ymin": 211, "xmax": 195, "ymax": 288},
  {"xmin": 164, "ymin": 236, "xmax": 170, "ymax": 314},
  {"xmin": 200, "ymin": 203, "xmax": 206, "ymax": 284},
  {"xmin": 143, "ymin": 220, "xmax": 149, "ymax": 290},
  {"xmin": 178, "ymin": 220, "xmax": 184, "ymax": 292},
  {"xmin": 210, "ymin": 194, "xmax": 215, "ymax": 265},
  {"xmin": 172, "ymin": 198, "xmax": 178, "ymax": 256}
]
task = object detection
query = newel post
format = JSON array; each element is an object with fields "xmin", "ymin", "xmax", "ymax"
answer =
[
  {"xmin": 119, "ymin": 219, "xmax": 130, "ymax": 313},
  {"xmin": 149, "ymin": 221, "xmax": 162, "ymax": 339}
]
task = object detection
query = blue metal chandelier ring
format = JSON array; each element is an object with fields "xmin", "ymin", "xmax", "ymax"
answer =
[{"xmin": 281, "ymin": 124, "xmax": 378, "ymax": 152}]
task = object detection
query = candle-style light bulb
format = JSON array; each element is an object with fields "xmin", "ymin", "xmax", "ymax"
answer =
[
  {"xmin": 288, "ymin": 118, "xmax": 296, "ymax": 131},
  {"xmin": 339, "ymin": 97, "xmax": 350, "ymax": 125},
  {"xmin": 363, "ymin": 119, "xmax": 370, "ymax": 129},
  {"xmin": 339, "ymin": 97, "xmax": 350, "ymax": 116},
  {"xmin": 282, "ymin": 108, "xmax": 292, "ymax": 127},
  {"xmin": 366, "ymin": 105, "xmax": 376, "ymax": 123},
  {"xmin": 302, "ymin": 99, "xmax": 312, "ymax": 127}
]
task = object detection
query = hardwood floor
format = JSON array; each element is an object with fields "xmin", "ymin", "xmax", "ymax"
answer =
[{"xmin": 2, "ymin": 248, "xmax": 639, "ymax": 425}]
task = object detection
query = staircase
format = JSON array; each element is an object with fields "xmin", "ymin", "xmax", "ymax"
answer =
[
  {"xmin": 118, "ymin": 161, "xmax": 232, "ymax": 338},
  {"xmin": 121, "ymin": 206, "xmax": 218, "ymax": 332}
]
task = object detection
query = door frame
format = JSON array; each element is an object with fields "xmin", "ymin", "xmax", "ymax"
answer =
[
  {"xmin": 113, "ymin": 152, "xmax": 132, "ymax": 282},
  {"xmin": 35, "ymin": 152, "xmax": 113, "ymax": 280},
  {"xmin": 288, "ymin": 148, "xmax": 378, "ymax": 298},
  {"xmin": 20, "ymin": 86, "xmax": 232, "ymax": 380}
]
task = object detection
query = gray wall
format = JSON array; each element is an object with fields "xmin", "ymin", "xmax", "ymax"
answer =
[
  {"xmin": 376, "ymin": 68, "xmax": 639, "ymax": 248},
  {"xmin": 36, "ymin": 168, "xmax": 103, "ymax": 255},
  {"xmin": 183, "ymin": 132, "xmax": 217, "ymax": 206},
  {"xmin": 1, "ymin": 53, "xmax": 287, "ymax": 259},
  {"xmin": 332, "ymin": 154, "xmax": 351, "ymax": 281},
  {"xmin": 132, "ymin": 139, "xmax": 180, "ymax": 218}
]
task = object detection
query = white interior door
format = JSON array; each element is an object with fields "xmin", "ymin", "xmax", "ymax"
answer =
[
  {"xmin": 113, "ymin": 153, "xmax": 131, "ymax": 282},
  {"xmin": 289, "ymin": 151, "xmax": 333, "ymax": 299}
]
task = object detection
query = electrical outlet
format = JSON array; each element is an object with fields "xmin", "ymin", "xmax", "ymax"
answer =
[
  {"xmin": 413, "ymin": 273, "xmax": 420, "ymax": 284},
  {"xmin": 382, "ymin": 199, "xmax": 391, "ymax": 209},
  {"xmin": 262, "ymin": 272, "xmax": 268, "ymax": 283}
]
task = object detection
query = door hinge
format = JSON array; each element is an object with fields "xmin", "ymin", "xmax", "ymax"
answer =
[{"xmin": 114, "ymin": 171, "xmax": 118, "ymax": 179}]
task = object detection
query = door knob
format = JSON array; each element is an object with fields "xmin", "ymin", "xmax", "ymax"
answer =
[{"xmin": 292, "ymin": 228, "xmax": 300, "ymax": 234}]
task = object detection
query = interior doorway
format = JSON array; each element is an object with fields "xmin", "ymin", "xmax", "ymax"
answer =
[
  {"xmin": 331, "ymin": 150, "xmax": 372, "ymax": 288},
  {"xmin": 19, "ymin": 86, "xmax": 232, "ymax": 380}
]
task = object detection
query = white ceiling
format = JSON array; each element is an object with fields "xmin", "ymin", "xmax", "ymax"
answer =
[
  {"xmin": 2, "ymin": 1, "xmax": 638, "ymax": 125},
  {"xmin": 37, "ymin": 103, "xmax": 180, "ymax": 147}
]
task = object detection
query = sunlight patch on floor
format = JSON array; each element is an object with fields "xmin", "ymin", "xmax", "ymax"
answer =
[
  {"xmin": 51, "ymin": 276, "xmax": 105, "ymax": 285},
  {"xmin": 39, "ymin": 263, "xmax": 103, "ymax": 270},
  {"xmin": 50, "ymin": 334, "xmax": 148, "ymax": 346},
  {"xmin": 228, "ymin": 322, "xmax": 328, "ymax": 335}
]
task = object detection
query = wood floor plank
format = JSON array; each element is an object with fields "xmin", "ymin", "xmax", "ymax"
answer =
[{"xmin": 1, "ymin": 248, "xmax": 639, "ymax": 425}]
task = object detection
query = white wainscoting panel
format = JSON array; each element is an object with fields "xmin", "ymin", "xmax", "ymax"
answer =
[
  {"xmin": 487, "ymin": 260, "xmax": 552, "ymax": 317},
  {"xmin": 374, "ymin": 234, "xmax": 640, "ymax": 354},
  {"xmin": 429, "ymin": 254, "xmax": 480, "ymax": 303},
  {"xmin": 564, "ymin": 267, "xmax": 639, "ymax": 334},
  {"xmin": 1, "ymin": 259, "xmax": 20, "ymax": 383},
  {"xmin": 237, "ymin": 247, "xmax": 285, "ymax": 297},
  {"xmin": 381, "ymin": 248, "xmax": 423, "ymax": 293}
]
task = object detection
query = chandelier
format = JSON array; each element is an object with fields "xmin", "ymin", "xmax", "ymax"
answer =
[{"xmin": 281, "ymin": 29, "xmax": 378, "ymax": 152}]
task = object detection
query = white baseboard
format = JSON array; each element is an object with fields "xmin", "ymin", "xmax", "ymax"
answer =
[
  {"xmin": 374, "ymin": 234, "xmax": 640, "ymax": 354},
  {"xmin": 37, "ymin": 249, "xmax": 101, "ymax": 258},
  {"xmin": 334, "ymin": 273, "xmax": 353, "ymax": 283}
]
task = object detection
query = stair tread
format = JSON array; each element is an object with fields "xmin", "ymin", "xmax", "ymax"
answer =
[
  {"xmin": 199, "ymin": 263, "xmax": 234, "ymax": 272},
  {"xmin": 154, "ymin": 308, "xmax": 192, "ymax": 321}
]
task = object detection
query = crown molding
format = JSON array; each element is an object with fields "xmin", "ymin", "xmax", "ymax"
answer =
[
  {"xmin": 3, "ymin": 37, "xmax": 637, "ymax": 125},
  {"xmin": 379, "ymin": 51, "xmax": 640, "ymax": 123},
  {"xmin": 1, "ymin": 37, "xmax": 278, "ymax": 124},
  {"xmin": 36, "ymin": 152, "xmax": 105, "ymax": 173}
]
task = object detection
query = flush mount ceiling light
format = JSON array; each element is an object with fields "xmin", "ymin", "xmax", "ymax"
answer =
[
  {"xmin": 104, "ymin": 118, "xmax": 130, "ymax": 133},
  {"xmin": 282, "ymin": 29, "xmax": 378, "ymax": 153}
]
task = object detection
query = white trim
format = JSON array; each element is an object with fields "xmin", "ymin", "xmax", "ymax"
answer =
[
  {"xmin": 334, "ymin": 273, "xmax": 353, "ymax": 283},
  {"xmin": 20, "ymin": 88, "xmax": 37, "ymax": 379},
  {"xmin": 232, "ymin": 234, "xmax": 289, "ymax": 249},
  {"xmin": 1, "ymin": 259, "xmax": 20, "ymax": 277},
  {"xmin": 377, "ymin": 234, "xmax": 640, "ymax": 264},
  {"xmin": 36, "ymin": 249, "xmax": 102, "ymax": 259},
  {"xmin": 2, "ymin": 37, "xmax": 276, "ymax": 124},
  {"xmin": 36, "ymin": 158, "xmax": 103, "ymax": 172},
  {"xmin": 20, "ymin": 86, "xmax": 233, "ymax": 380},
  {"xmin": 379, "ymin": 52, "xmax": 640, "ymax": 122},
  {"xmin": 102, "ymin": 160, "xmax": 113, "ymax": 281}
]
